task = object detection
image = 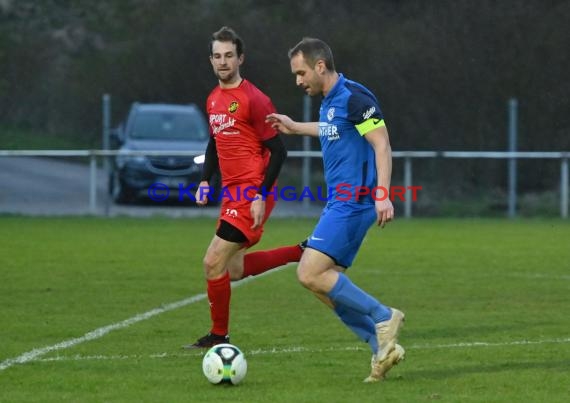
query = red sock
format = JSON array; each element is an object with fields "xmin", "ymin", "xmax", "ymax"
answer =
[
  {"xmin": 207, "ymin": 271, "xmax": 231, "ymax": 336},
  {"xmin": 242, "ymin": 245, "xmax": 302, "ymax": 278}
]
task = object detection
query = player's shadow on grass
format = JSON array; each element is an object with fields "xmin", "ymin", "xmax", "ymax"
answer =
[{"xmin": 400, "ymin": 359, "xmax": 570, "ymax": 381}]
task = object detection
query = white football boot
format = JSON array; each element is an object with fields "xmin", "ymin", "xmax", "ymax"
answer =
[
  {"xmin": 374, "ymin": 308, "xmax": 405, "ymax": 362},
  {"xmin": 364, "ymin": 343, "xmax": 405, "ymax": 383}
]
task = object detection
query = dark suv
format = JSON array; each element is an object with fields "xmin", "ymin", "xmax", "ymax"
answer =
[{"xmin": 109, "ymin": 103, "xmax": 217, "ymax": 204}]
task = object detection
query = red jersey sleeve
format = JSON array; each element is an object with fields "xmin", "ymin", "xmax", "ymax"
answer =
[{"xmin": 248, "ymin": 87, "xmax": 278, "ymax": 141}]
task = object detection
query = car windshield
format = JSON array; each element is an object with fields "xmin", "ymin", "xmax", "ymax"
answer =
[{"xmin": 130, "ymin": 110, "xmax": 208, "ymax": 141}]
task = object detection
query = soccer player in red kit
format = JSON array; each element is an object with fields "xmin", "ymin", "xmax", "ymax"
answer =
[{"xmin": 184, "ymin": 27, "xmax": 303, "ymax": 349}]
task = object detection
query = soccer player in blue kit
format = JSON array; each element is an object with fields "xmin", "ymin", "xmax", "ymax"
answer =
[{"xmin": 267, "ymin": 37, "xmax": 405, "ymax": 382}]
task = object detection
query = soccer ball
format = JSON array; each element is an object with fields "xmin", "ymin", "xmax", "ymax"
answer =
[{"xmin": 202, "ymin": 343, "xmax": 247, "ymax": 385}]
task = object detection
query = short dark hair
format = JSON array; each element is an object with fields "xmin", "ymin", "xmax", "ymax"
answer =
[
  {"xmin": 288, "ymin": 37, "xmax": 335, "ymax": 71},
  {"xmin": 209, "ymin": 26, "xmax": 244, "ymax": 57}
]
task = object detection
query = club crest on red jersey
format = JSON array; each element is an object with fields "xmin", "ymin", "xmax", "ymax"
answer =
[{"xmin": 228, "ymin": 101, "xmax": 239, "ymax": 113}]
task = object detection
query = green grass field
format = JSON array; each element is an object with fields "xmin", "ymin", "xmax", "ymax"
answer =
[{"xmin": 1, "ymin": 217, "xmax": 569, "ymax": 402}]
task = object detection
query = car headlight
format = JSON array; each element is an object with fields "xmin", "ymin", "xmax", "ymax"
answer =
[
  {"xmin": 130, "ymin": 155, "xmax": 148, "ymax": 164},
  {"xmin": 193, "ymin": 154, "xmax": 205, "ymax": 164},
  {"xmin": 116, "ymin": 153, "xmax": 148, "ymax": 168}
]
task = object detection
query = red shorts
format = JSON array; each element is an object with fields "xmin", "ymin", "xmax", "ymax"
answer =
[{"xmin": 216, "ymin": 184, "xmax": 276, "ymax": 248}]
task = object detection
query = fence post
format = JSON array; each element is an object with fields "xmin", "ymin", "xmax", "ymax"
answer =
[
  {"xmin": 302, "ymin": 95, "xmax": 312, "ymax": 208},
  {"xmin": 89, "ymin": 152, "xmax": 97, "ymax": 214},
  {"xmin": 561, "ymin": 157, "xmax": 569, "ymax": 219},
  {"xmin": 102, "ymin": 94, "xmax": 111, "ymax": 216},
  {"xmin": 507, "ymin": 98, "xmax": 518, "ymax": 218},
  {"xmin": 404, "ymin": 156, "xmax": 412, "ymax": 218}
]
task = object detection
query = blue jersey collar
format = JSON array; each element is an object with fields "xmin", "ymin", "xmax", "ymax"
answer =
[{"xmin": 324, "ymin": 73, "xmax": 345, "ymax": 102}]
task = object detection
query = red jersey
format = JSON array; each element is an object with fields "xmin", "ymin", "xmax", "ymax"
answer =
[{"xmin": 206, "ymin": 79, "xmax": 278, "ymax": 187}]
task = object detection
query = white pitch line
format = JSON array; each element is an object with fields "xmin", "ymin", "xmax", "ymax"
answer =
[
  {"xmin": 2, "ymin": 262, "xmax": 567, "ymax": 372},
  {"xmin": 33, "ymin": 337, "xmax": 570, "ymax": 364},
  {"xmin": 0, "ymin": 294, "xmax": 206, "ymax": 371},
  {"xmin": 509, "ymin": 273, "xmax": 570, "ymax": 281},
  {"xmin": 0, "ymin": 267, "xmax": 288, "ymax": 372},
  {"xmin": 409, "ymin": 337, "xmax": 570, "ymax": 349}
]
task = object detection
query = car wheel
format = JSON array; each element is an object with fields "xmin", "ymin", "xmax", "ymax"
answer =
[{"xmin": 111, "ymin": 172, "xmax": 136, "ymax": 204}]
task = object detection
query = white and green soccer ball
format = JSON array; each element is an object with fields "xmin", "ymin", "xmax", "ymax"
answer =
[{"xmin": 202, "ymin": 343, "xmax": 247, "ymax": 385}]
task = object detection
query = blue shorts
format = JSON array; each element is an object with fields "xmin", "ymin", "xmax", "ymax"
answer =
[{"xmin": 307, "ymin": 202, "xmax": 377, "ymax": 268}]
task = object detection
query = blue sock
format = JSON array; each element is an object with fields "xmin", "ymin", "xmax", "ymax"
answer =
[
  {"xmin": 334, "ymin": 304, "xmax": 378, "ymax": 354},
  {"xmin": 328, "ymin": 273, "xmax": 391, "ymax": 323}
]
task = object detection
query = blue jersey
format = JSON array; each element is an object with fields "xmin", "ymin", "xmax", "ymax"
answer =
[{"xmin": 318, "ymin": 74, "xmax": 384, "ymax": 204}]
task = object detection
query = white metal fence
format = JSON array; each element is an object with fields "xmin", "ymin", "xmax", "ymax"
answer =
[{"xmin": 0, "ymin": 149, "xmax": 568, "ymax": 218}]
